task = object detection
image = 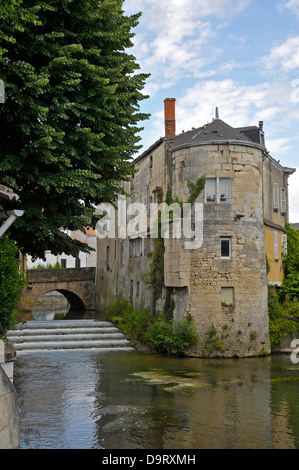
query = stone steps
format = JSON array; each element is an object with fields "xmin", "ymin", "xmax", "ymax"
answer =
[{"xmin": 7, "ymin": 320, "xmax": 134, "ymax": 353}]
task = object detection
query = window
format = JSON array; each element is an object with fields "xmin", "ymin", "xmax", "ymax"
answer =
[
  {"xmin": 129, "ymin": 239, "xmax": 135, "ymax": 257},
  {"xmin": 281, "ymin": 188, "xmax": 286, "ymax": 214},
  {"xmin": 136, "ymin": 281, "xmax": 140, "ymax": 297},
  {"xmin": 120, "ymin": 241, "xmax": 124, "ymax": 265},
  {"xmin": 221, "ymin": 237, "xmax": 231, "ymax": 259},
  {"xmin": 219, "ymin": 178, "xmax": 231, "ymax": 202},
  {"xmin": 75, "ymin": 257, "xmax": 81, "ymax": 268},
  {"xmin": 273, "ymin": 183, "xmax": 279, "ymax": 211},
  {"xmin": 61, "ymin": 259, "xmax": 67, "ymax": 268},
  {"xmin": 282, "ymin": 233, "xmax": 287, "ymax": 255},
  {"xmin": 259, "ymin": 131, "xmax": 265, "ymax": 146},
  {"xmin": 221, "ymin": 287, "xmax": 234, "ymax": 306},
  {"xmin": 129, "ymin": 238, "xmax": 142, "ymax": 257},
  {"xmin": 106, "ymin": 245, "xmax": 110, "ymax": 267},
  {"xmin": 205, "ymin": 178, "xmax": 231, "ymax": 203},
  {"xmin": 274, "ymin": 231, "xmax": 279, "ymax": 260},
  {"xmin": 206, "ymin": 179, "xmax": 216, "ymax": 202},
  {"xmin": 130, "ymin": 280, "xmax": 133, "ymax": 302},
  {"xmin": 144, "ymin": 186, "xmax": 149, "ymax": 214}
]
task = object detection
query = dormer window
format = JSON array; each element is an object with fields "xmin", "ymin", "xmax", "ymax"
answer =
[{"xmin": 259, "ymin": 131, "xmax": 265, "ymax": 146}]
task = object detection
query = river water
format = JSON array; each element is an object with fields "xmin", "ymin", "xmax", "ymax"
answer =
[{"xmin": 14, "ymin": 346, "xmax": 299, "ymax": 449}]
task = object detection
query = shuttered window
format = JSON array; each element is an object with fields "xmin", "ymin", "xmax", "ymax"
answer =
[
  {"xmin": 282, "ymin": 233, "xmax": 288, "ymax": 255},
  {"xmin": 281, "ymin": 188, "xmax": 286, "ymax": 214},
  {"xmin": 273, "ymin": 183, "xmax": 279, "ymax": 211},
  {"xmin": 274, "ymin": 231, "xmax": 279, "ymax": 260}
]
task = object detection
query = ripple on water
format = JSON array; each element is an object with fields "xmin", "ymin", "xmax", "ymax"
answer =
[{"xmin": 13, "ymin": 351, "xmax": 299, "ymax": 449}]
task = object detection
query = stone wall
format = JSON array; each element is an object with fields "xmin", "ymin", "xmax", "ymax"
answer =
[
  {"xmin": 95, "ymin": 139, "xmax": 272, "ymax": 357},
  {"xmin": 0, "ymin": 364, "xmax": 20, "ymax": 449},
  {"xmin": 263, "ymin": 157, "xmax": 288, "ymax": 285},
  {"xmin": 166, "ymin": 142, "xmax": 270, "ymax": 357},
  {"xmin": 18, "ymin": 267, "xmax": 96, "ymax": 311}
]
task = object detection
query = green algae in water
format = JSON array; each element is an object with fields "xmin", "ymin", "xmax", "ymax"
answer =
[
  {"xmin": 270, "ymin": 376, "xmax": 299, "ymax": 386},
  {"xmin": 132, "ymin": 369, "xmax": 211, "ymax": 393}
]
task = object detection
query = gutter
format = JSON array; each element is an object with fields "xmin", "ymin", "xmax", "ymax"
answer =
[
  {"xmin": 168, "ymin": 139, "xmax": 267, "ymax": 154},
  {"xmin": 0, "ymin": 210, "xmax": 24, "ymax": 238}
]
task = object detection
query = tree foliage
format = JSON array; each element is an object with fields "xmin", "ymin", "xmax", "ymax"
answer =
[
  {"xmin": 0, "ymin": 0, "xmax": 149, "ymax": 258},
  {"xmin": 0, "ymin": 235, "xmax": 27, "ymax": 334},
  {"xmin": 280, "ymin": 223, "xmax": 299, "ymax": 302}
]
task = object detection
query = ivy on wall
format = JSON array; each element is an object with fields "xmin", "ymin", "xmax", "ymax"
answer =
[{"xmin": 149, "ymin": 176, "xmax": 206, "ymax": 307}]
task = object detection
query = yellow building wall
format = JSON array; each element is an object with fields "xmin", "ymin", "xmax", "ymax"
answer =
[{"xmin": 265, "ymin": 225, "xmax": 285, "ymax": 285}]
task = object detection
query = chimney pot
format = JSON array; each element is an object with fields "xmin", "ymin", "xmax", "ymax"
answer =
[{"xmin": 164, "ymin": 98, "xmax": 176, "ymax": 137}]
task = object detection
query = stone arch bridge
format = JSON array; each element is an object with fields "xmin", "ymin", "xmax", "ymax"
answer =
[{"xmin": 18, "ymin": 267, "xmax": 96, "ymax": 312}]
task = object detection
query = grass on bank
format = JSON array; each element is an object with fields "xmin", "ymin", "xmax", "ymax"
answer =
[
  {"xmin": 268, "ymin": 285, "xmax": 299, "ymax": 352},
  {"xmin": 104, "ymin": 299, "xmax": 198, "ymax": 357}
]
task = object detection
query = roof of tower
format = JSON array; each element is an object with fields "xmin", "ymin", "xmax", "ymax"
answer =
[{"xmin": 167, "ymin": 118, "xmax": 264, "ymax": 151}]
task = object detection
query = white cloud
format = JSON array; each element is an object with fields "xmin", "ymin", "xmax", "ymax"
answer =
[
  {"xmin": 288, "ymin": 169, "xmax": 299, "ymax": 223},
  {"xmin": 266, "ymin": 137, "xmax": 293, "ymax": 156},
  {"xmin": 280, "ymin": 0, "xmax": 299, "ymax": 19},
  {"xmin": 124, "ymin": 0, "xmax": 251, "ymax": 20},
  {"xmin": 149, "ymin": 79, "xmax": 294, "ymax": 136},
  {"xmin": 265, "ymin": 36, "xmax": 299, "ymax": 71},
  {"xmin": 124, "ymin": 0, "xmax": 253, "ymax": 92}
]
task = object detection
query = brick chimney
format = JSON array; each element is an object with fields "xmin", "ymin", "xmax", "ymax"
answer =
[{"xmin": 164, "ymin": 98, "xmax": 176, "ymax": 137}]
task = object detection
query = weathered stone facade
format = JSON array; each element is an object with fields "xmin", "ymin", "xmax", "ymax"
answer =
[
  {"xmin": 0, "ymin": 362, "xmax": 20, "ymax": 449},
  {"xmin": 96, "ymin": 100, "xmax": 295, "ymax": 358}
]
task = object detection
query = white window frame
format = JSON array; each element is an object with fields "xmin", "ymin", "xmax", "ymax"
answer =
[
  {"xmin": 205, "ymin": 178, "xmax": 232, "ymax": 204},
  {"xmin": 220, "ymin": 237, "xmax": 232, "ymax": 259}
]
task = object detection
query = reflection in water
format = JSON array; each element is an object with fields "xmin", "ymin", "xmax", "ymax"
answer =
[
  {"xmin": 13, "ymin": 349, "xmax": 299, "ymax": 449},
  {"xmin": 19, "ymin": 292, "xmax": 91, "ymax": 322}
]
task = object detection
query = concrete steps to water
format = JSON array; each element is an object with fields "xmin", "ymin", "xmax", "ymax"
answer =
[{"xmin": 7, "ymin": 320, "xmax": 134, "ymax": 353}]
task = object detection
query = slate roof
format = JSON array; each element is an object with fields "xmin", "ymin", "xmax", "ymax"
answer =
[
  {"xmin": 167, "ymin": 118, "xmax": 263, "ymax": 150},
  {"xmin": 135, "ymin": 115, "xmax": 295, "ymax": 177}
]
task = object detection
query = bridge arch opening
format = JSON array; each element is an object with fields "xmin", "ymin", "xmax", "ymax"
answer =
[
  {"xmin": 55, "ymin": 289, "xmax": 86, "ymax": 311},
  {"xmin": 32, "ymin": 290, "xmax": 86, "ymax": 321}
]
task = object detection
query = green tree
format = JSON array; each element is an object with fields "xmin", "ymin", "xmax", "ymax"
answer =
[
  {"xmin": 283, "ymin": 223, "xmax": 299, "ymax": 276},
  {"xmin": 0, "ymin": 0, "xmax": 149, "ymax": 259},
  {"xmin": 0, "ymin": 235, "xmax": 27, "ymax": 335},
  {"xmin": 280, "ymin": 224, "xmax": 299, "ymax": 301},
  {"xmin": 0, "ymin": 0, "xmax": 40, "ymax": 61}
]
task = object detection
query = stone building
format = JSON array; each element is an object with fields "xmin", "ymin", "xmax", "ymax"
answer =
[{"xmin": 96, "ymin": 98, "xmax": 296, "ymax": 357}]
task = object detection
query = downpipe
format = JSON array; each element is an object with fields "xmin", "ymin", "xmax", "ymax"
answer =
[{"xmin": 0, "ymin": 210, "xmax": 24, "ymax": 237}]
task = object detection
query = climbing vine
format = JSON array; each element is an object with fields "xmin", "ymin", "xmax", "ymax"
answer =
[
  {"xmin": 149, "ymin": 176, "xmax": 206, "ymax": 305},
  {"xmin": 165, "ymin": 176, "xmax": 206, "ymax": 208},
  {"xmin": 187, "ymin": 176, "xmax": 206, "ymax": 204}
]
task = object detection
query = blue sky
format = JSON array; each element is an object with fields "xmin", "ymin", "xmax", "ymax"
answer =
[{"xmin": 124, "ymin": 0, "xmax": 299, "ymax": 222}]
